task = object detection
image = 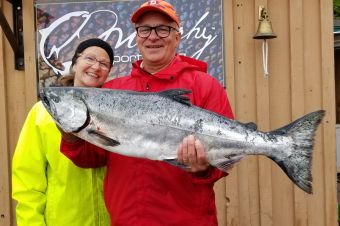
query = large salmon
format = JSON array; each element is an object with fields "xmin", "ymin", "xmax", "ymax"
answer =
[{"xmin": 40, "ymin": 87, "xmax": 325, "ymax": 194}]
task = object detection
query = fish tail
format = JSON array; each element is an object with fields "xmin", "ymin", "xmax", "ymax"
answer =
[{"xmin": 269, "ymin": 110, "xmax": 325, "ymax": 194}]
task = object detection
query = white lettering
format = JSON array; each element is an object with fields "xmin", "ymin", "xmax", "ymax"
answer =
[
  {"xmin": 113, "ymin": 54, "xmax": 142, "ymax": 64},
  {"xmin": 181, "ymin": 11, "xmax": 217, "ymax": 58}
]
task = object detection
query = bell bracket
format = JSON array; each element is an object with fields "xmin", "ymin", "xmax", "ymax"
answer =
[{"xmin": 0, "ymin": 0, "xmax": 24, "ymax": 70}]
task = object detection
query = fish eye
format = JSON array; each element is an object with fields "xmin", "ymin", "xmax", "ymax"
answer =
[{"xmin": 50, "ymin": 93, "xmax": 60, "ymax": 103}]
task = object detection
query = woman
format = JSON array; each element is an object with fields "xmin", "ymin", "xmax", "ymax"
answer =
[{"xmin": 12, "ymin": 38, "xmax": 114, "ymax": 226}]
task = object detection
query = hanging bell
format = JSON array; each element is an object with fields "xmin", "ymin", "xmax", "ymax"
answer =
[
  {"xmin": 253, "ymin": 7, "xmax": 277, "ymax": 39},
  {"xmin": 253, "ymin": 19, "xmax": 277, "ymax": 39}
]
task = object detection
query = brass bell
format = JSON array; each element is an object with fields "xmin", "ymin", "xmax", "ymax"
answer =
[{"xmin": 253, "ymin": 7, "xmax": 277, "ymax": 39}]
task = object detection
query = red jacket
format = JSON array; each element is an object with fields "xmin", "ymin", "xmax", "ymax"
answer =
[{"xmin": 61, "ymin": 55, "xmax": 234, "ymax": 226}]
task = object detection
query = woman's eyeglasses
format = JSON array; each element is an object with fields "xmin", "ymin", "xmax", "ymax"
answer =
[{"xmin": 79, "ymin": 54, "xmax": 111, "ymax": 71}]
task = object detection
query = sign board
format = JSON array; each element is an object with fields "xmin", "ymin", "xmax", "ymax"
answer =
[{"xmin": 34, "ymin": 0, "xmax": 225, "ymax": 88}]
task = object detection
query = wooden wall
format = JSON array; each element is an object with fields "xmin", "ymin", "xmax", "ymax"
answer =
[{"xmin": 0, "ymin": 0, "xmax": 337, "ymax": 225}]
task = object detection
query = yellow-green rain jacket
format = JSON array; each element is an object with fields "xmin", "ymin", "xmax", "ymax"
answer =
[{"xmin": 12, "ymin": 101, "xmax": 110, "ymax": 226}]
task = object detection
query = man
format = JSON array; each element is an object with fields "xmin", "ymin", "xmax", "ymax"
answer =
[{"xmin": 61, "ymin": 1, "xmax": 234, "ymax": 225}]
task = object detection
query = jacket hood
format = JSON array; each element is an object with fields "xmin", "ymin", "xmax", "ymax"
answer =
[{"xmin": 177, "ymin": 55, "xmax": 208, "ymax": 73}]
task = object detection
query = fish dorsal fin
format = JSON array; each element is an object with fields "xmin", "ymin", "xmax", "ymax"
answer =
[
  {"xmin": 244, "ymin": 122, "xmax": 257, "ymax": 131},
  {"xmin": 158, "ymin": 89, "xmax": 192, "ymax": 106}
]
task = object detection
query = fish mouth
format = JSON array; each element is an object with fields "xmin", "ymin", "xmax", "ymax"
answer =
[
  {"xmin": 40, "ymin": 88, "xmax": 53, "ymax": 111},
  {"xmin": 39, "ymin": 89, "xmax": 49, "ymax": 103},
  {"xmin": 40, "ymin": 88, "xmax": 59, "ymax": 123},
  {"xmin": 39, "ymin": 89, "xmax": 48, "ymax": 106},
  {"xmin": 40, "ymin": 88, "xmax": 60, "ymax": 111}
]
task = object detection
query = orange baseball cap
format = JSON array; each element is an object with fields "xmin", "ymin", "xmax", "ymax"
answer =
[{"xmin": 131, "ymin": 0, "xmax": 180, "ymax": 26}]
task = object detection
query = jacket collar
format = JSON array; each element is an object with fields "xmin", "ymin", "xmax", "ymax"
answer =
[{"xmin": 131, "ymin": 54, "xmax": 208, "ymax": 81}]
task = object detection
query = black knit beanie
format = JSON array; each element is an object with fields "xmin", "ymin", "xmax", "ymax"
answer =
[{"xmin": 71, "ymin": 38, "xmax": 114, "ymax": 66}]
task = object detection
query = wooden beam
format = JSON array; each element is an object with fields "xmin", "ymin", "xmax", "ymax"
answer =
[
  {"xmin": 0, "ymin": 7, "xmax": 21, "ymax": 55},
  {"xmin": 0, "ymin": 2, "xmax": 12, "ymax": 225}
]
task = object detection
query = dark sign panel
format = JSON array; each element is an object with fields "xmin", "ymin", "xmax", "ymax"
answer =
[{"xmin": 34, "ymin": 0, "xmax": 225, "ymax": 88}]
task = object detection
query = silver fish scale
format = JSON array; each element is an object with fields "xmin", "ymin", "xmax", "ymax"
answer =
[
  {"xmin": 56, "ymin": 88, "xmax": 291, "ymax": 160},
  {"xmin": 82, "ymin": 89, "xmax": 290, "ymax": 160},
  {"xmin": 41, "ymin": 87, "xmax": 325, "ymax": 194}
]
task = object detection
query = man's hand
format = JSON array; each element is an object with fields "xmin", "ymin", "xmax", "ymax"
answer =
[
  {"xmin": 177, "ymin": 135, "xmax": 243, "ymax": 176},
  {"xmin": 177, "ymin": 135, "xmax": 210, "ymax": 176}
]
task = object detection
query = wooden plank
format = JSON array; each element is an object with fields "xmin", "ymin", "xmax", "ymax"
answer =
[
  {"xmin": 0, "ymin": 2, "xmax": 12, "ymax": 226},
  {"xmin": 219, "ymin": 0, "xmax": 236, "ymax": 225},
  {"xmin": 302, "ymin": 1, "xmax": 327, "ymax": 226},
  {"xmin": 288, "ymin": 1, "xmax": 309, "ymax": 226},
  {"xmin": 253, "ymin": 0, "xmax": 273, "ymax": 225},
  {"xmin": 224, "ymin": 0, "xmax": 240, "ymax": 225},
  {"xmin": 320, "ymin": 0, "xmax": 338, "ymax": 226},
  {"xmin": 243, "ymin": 2, "xmax": 260, "ymax": 226},
  {"xmin": 225, "ymin": 0, "xmax": 235, "ymax": 107},
  {"xmin": 268, "ymin": 1, "xmax": 295, "ymax": 225},
  {"xmin": 231, "ymin": 1, "xmax": 259, "ymax": 225},
  {"xmin": 23, "ymin": 0, "xmax": 38, "ymax": 109},
  {"xmin": 3, "ymin": 1, "xmax": 27, "ymax": 224},
  {"xmin": 226, "ymin": 1, "xmax": 247, "ymax": 226},
  {"xmin": 3, "ymin": 1, "xmax": 25, "ymax": 145}
]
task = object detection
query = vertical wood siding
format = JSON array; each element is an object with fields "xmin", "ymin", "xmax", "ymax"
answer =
[
  {"xmin": 0, "ymin": 0, "xmax": 337, "ymax": 225},
  {"xmin": 224, "ymin": 0, "xmax": 337, "ymax": 226},
  {"xmin": 0, "ymin": 1, "xmax": 11, "ymax": 225}
]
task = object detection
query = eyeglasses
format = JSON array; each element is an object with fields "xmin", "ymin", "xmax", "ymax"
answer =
[
  {"xmin": 135, "ymin": 25, "xmax": 179, "ymax": 38},
  {"xmin": 79, "ymin": 54, "xmax": 111, "ymax": 71}
]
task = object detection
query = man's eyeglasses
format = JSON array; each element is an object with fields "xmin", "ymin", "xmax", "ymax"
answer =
[
  {"xmin": 135, "ymin": 25, "xmax": 179, "ymax": 38},
  {"xmin": 79, "ymin": 54, "xmax": 111, "ymax": 71}
]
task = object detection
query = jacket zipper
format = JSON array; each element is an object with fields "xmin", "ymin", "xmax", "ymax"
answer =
[{"xmin": 146, "ymin": 83, "xmax": 150, "ymax": 91}]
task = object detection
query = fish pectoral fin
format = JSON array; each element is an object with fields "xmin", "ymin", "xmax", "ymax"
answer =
[
  {"xmin": 87, "ymin": 129, "xmax": 120, "ymax": 147},
  {"xmin": 158, "ymin": 89, "xmax": 192, "ymax": 106},
  {"xmin": 210, "ymin": 155, "xmax": 244, "ymax": 172},
  {"xmin": 163, "ymin": 158, "xmax": 190, "ymax": 170}
]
